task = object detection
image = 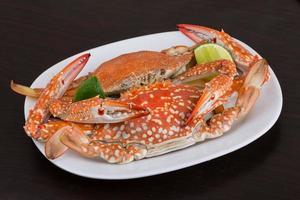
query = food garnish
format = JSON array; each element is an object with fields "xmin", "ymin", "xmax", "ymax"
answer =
[
  {"xmin": 73, "ymin": 76, "xmax": 105, "ymax": 102},
  {"xmin": 194, "ymin": 43, "xmax": 233, "ymax": 64}
]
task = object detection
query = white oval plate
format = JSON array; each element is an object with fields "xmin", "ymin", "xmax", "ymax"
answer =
[{"xmin": 24, "ymin": 31, "xmax": 282, "ymax": 179}]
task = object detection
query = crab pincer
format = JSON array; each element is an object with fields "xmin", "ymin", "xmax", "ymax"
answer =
[
  {"xmin": 50, "ymin": 96, "xmax": 149, "ymax": 124},
  {"xmin": 177, "ymin": 24, "xmax": 259, "ymax": 71},
  {"xmin": 43, "ymin": 120, "xmax": 94, "ymax": 159},
  {"xmin": 237, "ymin": 59, "xmax": 269, "ymax": 118},
  {"xmin": 24, "ymin": 53, "xmax": 91, "ymax": 141}
]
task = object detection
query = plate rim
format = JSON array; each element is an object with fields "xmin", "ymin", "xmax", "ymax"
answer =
[{"xmin": 24, "ymin": 31, "xmax": 283, "ymax": 180}]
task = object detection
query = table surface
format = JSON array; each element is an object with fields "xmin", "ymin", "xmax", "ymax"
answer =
[{"xmin": 1, "ymin": 0, "xmax": 299, "ymax": 199}]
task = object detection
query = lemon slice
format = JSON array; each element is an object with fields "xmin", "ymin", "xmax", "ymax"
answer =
[
  {"xmin": 73, "ymin": 76, "xmax": 105, "ymax": 102},
  {"xmin": 194, "ymin": 43, "xmax": 233, "ymax": 64}
]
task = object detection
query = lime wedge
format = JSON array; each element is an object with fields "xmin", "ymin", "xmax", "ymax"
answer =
[
  {"xmin": 73, "ymin": 76, "xmax": 105, "ymax": 102},
  {"xmin": 194, "ymin": 43, "xmax": 233, "ymax": 64}
]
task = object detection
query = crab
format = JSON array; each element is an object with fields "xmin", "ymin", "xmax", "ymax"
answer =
[
  {"xmin": 94, "ymin": 46, "xmax": 194, "ymax": 95},
  {"xmin": 12, "ymin": 24, "xmax": 270, "ymax": 164}
]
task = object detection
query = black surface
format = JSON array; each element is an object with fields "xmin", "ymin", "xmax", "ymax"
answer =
[{"xmin": 1, "ymin": 0, "xmax": 299, "ymax": 199}]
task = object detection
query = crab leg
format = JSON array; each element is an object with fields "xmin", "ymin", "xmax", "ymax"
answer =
[
  {"xmin": 177, "ymin": 24, "xmax": 259, "ymax": 71},
  {"xmin": 173, "ymin": 59, "xmax": 237, "ymax": 84},
  {"xmin": 191, "ymin": 107, "xmax": 239, "ymax": 141},
  {"xmin": 59, "ymin": 125, "xmax": 147, "ymax": 164},
  {"xmin": 172, "ymin": 59, "xmax": 237, "ymax": 124},
  {"xmin": 191, "ymin": 59, "xmax": 269, "ymax": 140},
  {"xmin": 24, "ymin": 53, "xmax": 90, "ymax": 140},
  {"xmin": 187, "ymin": 58, "xmax": 269, "ymax": 125},
  {"xmin": 49, "ymin": 96, "xmax": 149, "ymax": 124},
  {"xmin": 186, "ymin": 74, "xmax": 233, "ymax": 124}
]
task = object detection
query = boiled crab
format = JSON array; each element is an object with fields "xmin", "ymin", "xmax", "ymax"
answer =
[{"xmin": 11, "ymin": 24, "xmax": 269, "ymax": 164}]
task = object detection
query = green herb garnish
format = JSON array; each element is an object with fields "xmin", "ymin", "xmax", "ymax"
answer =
[{"xmin": 73, "ymin": 76, "xmax": 105, "ymax": 102}]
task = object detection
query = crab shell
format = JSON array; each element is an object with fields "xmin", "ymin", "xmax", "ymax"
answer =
[
  {"xmin": 93, "ymin": 49, "xmax": 193, "ymax": 95},
  {"xmin": 92, "ymin": 82, "xmax": 201, "ymax": 157}
]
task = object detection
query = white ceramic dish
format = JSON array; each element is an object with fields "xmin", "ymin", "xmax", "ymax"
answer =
[{"xmin": 24, "ymin": 31, "xmax": 282, "ymax": 179}]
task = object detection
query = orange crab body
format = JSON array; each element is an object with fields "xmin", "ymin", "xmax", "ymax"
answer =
[{"xmin": 93, "ymin": 49, "xmax": 193, "ymax": 95}]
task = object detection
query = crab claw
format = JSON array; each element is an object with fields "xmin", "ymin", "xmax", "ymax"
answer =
[
  {"xmin": 45, "ymin": 126, "xmax": 70, "ymax": 159},
  {"xmin": 186, "ymin": 74, "xmax": 233, "ymax": 124},
  {"xmin": 177, "ymin": 24, "xmax": 258, "ymax": 71},
  {"xmin": 59, "ymin": 125, "xmax": 94, "ymax": 157},
  {"xmin": 177, "ymin": 24, "xmax": 213, "ymax": 44},
  {"xmin": 50, "ymin": 96, "xmax": 149, "ymax": 124},
  {"xmin": 24, "ymin": 53, "xmax": 90, "ymax": 140},
  {"xmin": 42, "ymin": 120, "xmax": 94, "ymax": 159},
  {"xmin": 237, "ymin": 59, "xmax": 269, "ymax": 118}
]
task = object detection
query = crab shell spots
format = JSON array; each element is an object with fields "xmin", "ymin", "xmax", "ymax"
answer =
[
  {"xmin": 38, "ymin": 120, "xmax": 70, "ymax": 141},
  {"xmin": 49, "ymin": 97, "xmax": 73, "ymax": 117},
  {"xmin": 57, "ymin": 97, "xmax": 102, "ymax": 122},
  {"xmin": 93, "ymin": 143, "xmax": 126, "ymax": 163},
  {"xmin": 39, "ymin": 120, "xmax": 94, "ymax": 141},
  {"xmin": 218, "ymin": 31, "xmax": 256, "ymax": 64},
  {"xmin": 91, "ymin": 81, "xmax": 200, "ymax": 146},
  {"xmin": 92, "ymin": 122, "xmax": 123, "ymax": 141},
  {"xmin": 24, "ymin": 82, "xmax": 61, "ymax": 138},
  {"xmin": 93, "ymin": 51, "xmax": 193, "ymax": 94},
  {"xmin": 204, "ymin": 74, "xmax": 233, "ymax": 98},
  {"xmin": 199, "ymin": 107, "xmax": 239, "ymax": 137}
]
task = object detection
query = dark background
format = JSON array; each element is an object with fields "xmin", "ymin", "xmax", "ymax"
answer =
[{"xmin": 0, "ymin": 0, "xmax": 299, "ymax": 199}]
